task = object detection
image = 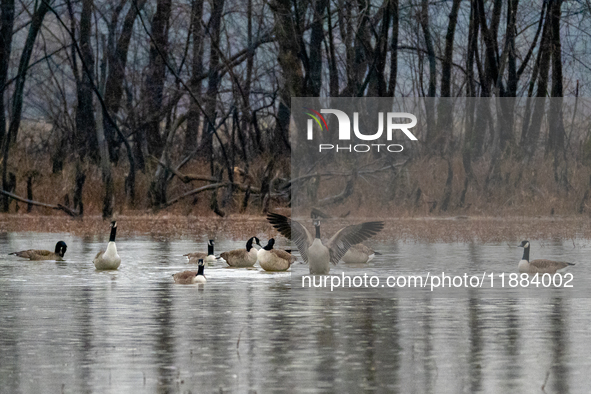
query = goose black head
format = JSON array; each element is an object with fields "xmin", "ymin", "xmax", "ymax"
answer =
[
  {"xmin": 246, "ymin": 237, "xmax": 257, "ymax": 251},
  {"xmin": 207, "ymin": 240, "xmax": 215, "ymax": 255},
  {"xmin": 311, "ymin": 209, "xmax": 325, "ymax": 228},
  {"xmin": 263, "ymin": 238, "xmax": 275, "ymax": 250},
  {"xmin": 55, "ymin": 241, "xmax": 67, "ymax": 257},
  {"xmin": 518, "ymin": 240, "xmax": 530, "ymax": 261}
]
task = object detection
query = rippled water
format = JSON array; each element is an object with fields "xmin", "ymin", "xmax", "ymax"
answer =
[{"xmin": 1, "ymin": 233, "xmax": 590, "ymax": 393}]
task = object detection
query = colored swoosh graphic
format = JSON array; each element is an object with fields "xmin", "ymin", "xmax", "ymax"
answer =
[{"xmin": 303, "ymin": 107, "xmax": 328, "ymax": 131}]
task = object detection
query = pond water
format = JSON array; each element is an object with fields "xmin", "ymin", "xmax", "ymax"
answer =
[{"xmin": 1, "ymin": 233, "xmax": 590, "ymax": 393}]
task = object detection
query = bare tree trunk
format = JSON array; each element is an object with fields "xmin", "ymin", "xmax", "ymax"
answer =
[
  {"xmin": 368, "ymin": 0, "xmax": 390, "ymax": 96},
  {"xmin": 202, "ymin": 0, "xmax": 225, "ymax": 162},
  {"xmin": 476, "ymin": 0, "xmax": 502, "ymax": 96},
  {"xmin": 103, "ymin": 0, "xmax": 146, "ymax": 163},
  {"xmin": 506, "ymin": 0, "xmax": 519, "ymax": 97},
  {"xmin": 440, "ymin": 0, "xmax": 461, "ymax": 99},
  {"xmin": 461, "ymin": 1, "xmax": 478, "ymax": 206},
  {"xmin": 184, "ymin": 0, "xmax": 204, "ymax": 156},
  {"xmin": 0, "ymin": 0, "xmax": 15, "ymax": 211},
  {"xmin": 141, "ymin": 0, "xmax": 172, "ymax": 160},
  {"xmin": 518, "ymin": 2, "xmax": 546, "ymax": 153},
  {"xmin": 419, "ymin": 0, "xmax": 436, "ymax": 144},
  {"xmin": 75, "ymin": 0, "xmax": 98, "ymax": 161},
  {"xmin": 308, "ymin": 0, "xmax": 327, "ymax": 96},
  {"xmin": 387, "ymin": 0, "xmax": 399, "ymax": 96},
  {"xmin": 497, "ymin": 0, "xmax": 519, "ymax": 153},
  {"xmin": 326, "ymin": 0, "xmax": 339, "ymax": 97},
  {"xmin": 523, "ymin": 2, "xmax": 552, "ymax": 158},
  {"xmin": 337, "ymin": 0, "xmax": 354, "ymax": 96},
  {"xmin": 0, "ymin": 0, "xmax": 15, "ymax": 148},
  {"xmin": 2, "ymin": 0, "xmax": 51, "ymax": 212},
  {"xmin": 547, "ymin": 0, "xmax": 566, "ymax": 189},
  {"xmin": 437, "ymin": 0, "xmax": 461, "ymax": 152},
  {"xmin": 241, "ymin": 0, "xmax": 254, "ymax": 158},
  {"xmin": 271, "ymin": 0, "xmax": 304, "ymax": 152}
]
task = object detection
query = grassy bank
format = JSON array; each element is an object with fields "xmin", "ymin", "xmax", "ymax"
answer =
[{"xmin": 2, "ymin": 214, "xmax": 591, "ymax": 243}]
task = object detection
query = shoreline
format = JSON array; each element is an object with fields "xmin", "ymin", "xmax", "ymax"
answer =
[{"xmin": 1, "ymin": 213, "xmax": 590, "ymax": 243}]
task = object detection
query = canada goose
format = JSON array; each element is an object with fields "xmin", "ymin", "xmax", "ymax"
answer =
[
  {"xmin": 267, "ymin": 212, "xmax": 384, "ymax": 275},
  {"xmin": 518, "ymin": 240, "xmax": 575, "ymax": 274},
  {"xmin": 10, "ymin": 241, "xmax": 67, "ymax": 261},
  {"xmin": 341, "ymin": 244, "xmax": 381, "ymax": 264},
  {"xmin": 220, "ymin": 237, "xmax": 261, "ymax": 268},
  {"xmin": 93, "ymin": 221, "xmax": 121, "ymax": 270},
  {"xmin": 173, "ymin": 259, "xmax": 207, "ymax": 284},
  {"xmin": 257, "ymin": 238, "xmax": 296, "ymax": 271},
  {"xmin": 185, "ymin": 240, "xmax": 217, "ymax": 264}
]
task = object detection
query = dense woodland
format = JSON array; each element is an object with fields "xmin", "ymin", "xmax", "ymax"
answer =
[{"xmin": 0, "ymin": 0, "xmax": 591, "ymax": 218}]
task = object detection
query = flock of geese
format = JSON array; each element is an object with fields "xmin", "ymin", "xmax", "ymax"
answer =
[{"xmin": 7, "ymin": 215, "xmax": 576, "ymax": 281}]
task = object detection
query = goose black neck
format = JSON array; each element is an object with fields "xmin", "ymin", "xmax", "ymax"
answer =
[
  {"xmin": 264, "ymin": 242, "xmax": 274, "ymax": 251},
  {"xmin": 315, "ymin": 225, "xmax": 321, "ymax": 239},
  {"xmin": 208, "ymin": 243, "xmax": 214, "ymax": 255},
  {"xmin": 197, "ymin": 265, "xmax": 205, "ymax": 276},
  {"xmin": 246, "ymin": 237, "xmax": 253, "ymax": 252},
  {"xmin": 522, "ymin": 245, "xmax": 530, "ymax": 261},
  {"xmin": 109, "ymin": 225, "xmax": 117, "ymax": 242}
]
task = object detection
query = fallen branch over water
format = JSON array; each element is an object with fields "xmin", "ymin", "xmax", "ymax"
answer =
[{"xmin": 0, "ymin": 189, "xmax": 79, "ymax": 217}]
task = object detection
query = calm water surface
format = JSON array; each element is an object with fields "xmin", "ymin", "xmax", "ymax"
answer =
[{"xmin": 1, "ymin": 233, "xmax": 590, "ymax": 393}]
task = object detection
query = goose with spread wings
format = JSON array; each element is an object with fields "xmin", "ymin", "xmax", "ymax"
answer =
[{"xmin": 266, "ymin": 212, "xmax": 384, "ymax": 274}]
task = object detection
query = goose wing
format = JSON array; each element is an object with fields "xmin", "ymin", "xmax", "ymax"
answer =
[
  {"xmin": 11, "ymin": 249, "xmax": 52, "ymax": 259},
  {"xmin": 172, "ymin": 270, "xmax": 198, "ymax": 284},
  {"xmin": 185, "ymin": 252, "xmax": 206, "ymax": 263},
  {"xmin": 530, "ymin": 259, "xmax": 573, "ymax": 271},
  {"xmin": 326, "ymin": 221, "xmax": 384, "ymax": 265},
  {"xmin": 267, "ymin": 213, "xmax": 314, "ymax": 263},
  {"xmin": 271, "ymin": 249, "xmax": 297, "ymax": 264},
  {"xmin": 220, "ymin": 249, "xmax": 247, "ymax": 265},
  {"xmin": 349, "ymin": 244, "xmax": 374, "ymax": 254}
]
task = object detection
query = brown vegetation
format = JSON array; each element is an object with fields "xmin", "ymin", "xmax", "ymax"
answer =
[
  {"xmin": 0, "ymin": 1, "xmax": 590, "ymax": 220},
  {"xmin": 1, "ymin": 214, "xmax": 590, "ymax": 244}
]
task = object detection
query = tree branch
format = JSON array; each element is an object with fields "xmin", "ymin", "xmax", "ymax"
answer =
[{"xmin": 0, "ymin": 189, "xmax": 79, "ymax": 216}]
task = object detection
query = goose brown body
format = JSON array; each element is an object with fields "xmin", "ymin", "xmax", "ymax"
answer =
[
  {"xmin": 257, "ymin": 239, "xmax": 296, "ymax": 271},
  {"xmin": 220, "ymin": 237, "xmax": 260, "ymax": 268},
  {"xmin": 173, "ymin": 260, "xmax": 206, "ymax": 284},
  {"xmin": 520, "ymin": 259, "xmax": 574, "ymax": 274},
  {"xmin": 341, "ymin": 244, "xmax": 379, "ymax": 264},
  {"xmin": 173, "ymin": 271, "xmax": 202, "ymax": 284},
  {"xmin": 10, "ymin": 241, "xmax": 67, "ymax": 261}
]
